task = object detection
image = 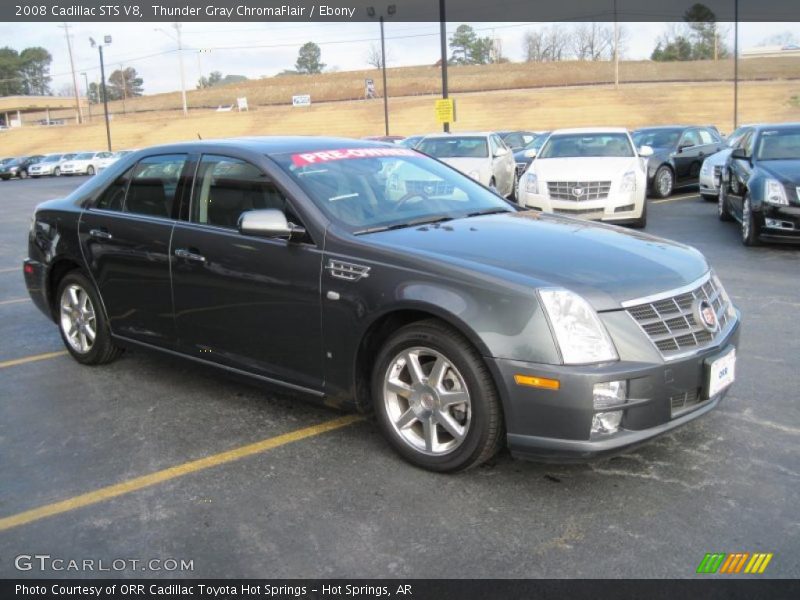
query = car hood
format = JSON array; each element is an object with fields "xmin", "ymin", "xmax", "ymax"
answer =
[
  {"xmin": 760, "ymin": 159, "xmax": 800, "ymax": 183},
  {"xmin": 366, "ymin": 211, "xmax": 708, "ymax": 311},
  {"xmin": 532, "ymin": 157, "xmax": 640, "ymax": 180}
]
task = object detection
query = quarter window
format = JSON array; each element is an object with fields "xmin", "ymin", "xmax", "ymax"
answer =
[
  {"xmin": 96, "ymin": 167, "xmax": 134, "ymax": 211},
  {"xmin": 124, "ymin": 154, "xmax": 188, "ymax": 218},
  {"xmin": 680, "ymin": 130, "xmax": 701, "ymax": 148},
  {"xmin": 191, "ymin": 155, "xmax": 288, "ymax": 229},
  {"xmin": 698, "ymin": 129, "xmax": 716, "ymax": 145}
]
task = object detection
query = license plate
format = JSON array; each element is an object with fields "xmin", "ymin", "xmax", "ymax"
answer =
[{"xmin": 707, "ymin": 348, "xmax": 736, "ymax": 398}]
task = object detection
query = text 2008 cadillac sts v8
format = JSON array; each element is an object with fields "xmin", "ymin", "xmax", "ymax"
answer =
[{"xmin": 24, "ymin": 138, "xmax": 740, "ymax": 472}]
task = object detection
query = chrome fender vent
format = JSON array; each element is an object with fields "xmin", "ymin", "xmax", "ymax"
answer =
[{"xmin": 326, "ymin": 259, "xmax": 371, "ymax": 282}]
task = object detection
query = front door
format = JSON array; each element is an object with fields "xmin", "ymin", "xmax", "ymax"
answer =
[
  {"xmin": 78, "ymin": 153, "xmax": 191, "ymax": 346},
  {"xmin": 170, "ymin": 154, "xmax": 324, "ymax": 391}
]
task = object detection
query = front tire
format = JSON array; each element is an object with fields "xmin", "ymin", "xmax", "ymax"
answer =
[
  {"xmin": 87, "ymin": 166, "xmax": 95, "ymax": 176},
  {"xmin": 19, "ymin": 170, "xmax": 27, "ymax": 179},
  {"xmin": 57, "ymin": 271, "xmax": 122, "ymax": 365},
  {"xmin": 652, "ymin": 165, "xmax": 674, "ymax": 199},
  {"xmin": 54, "ymin": 167, "xmax": 61, "ymax": 177},
  {"xmin": 741, "ymin": 194, "xmax": 760, "ymax": 247},
  {"xmin": 372, "ymin": 319, "xmax": 503, "ymax": 472}
]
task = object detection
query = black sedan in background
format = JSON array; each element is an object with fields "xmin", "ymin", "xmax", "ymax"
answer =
[
  {"xmin": 512, "ymin": 132, "xmax": 550, "ymax": 197},
  {"xmin": 632, "ymin": 126, "xmax": 724, "ymax": 198},
  {"xmin": 24, "ymin": 137, "xmax": 739, "ymax": 472},
  {"xmin": 0, "ymin": 154, "xmax": 45, "ymax": 180},
  {"xmin": 497, "ymin": 130, "xmax": 539, "ymax": 151},
  {"xmin": 719, "ymin": 124, "xmax": 800, "ymax": 246}
]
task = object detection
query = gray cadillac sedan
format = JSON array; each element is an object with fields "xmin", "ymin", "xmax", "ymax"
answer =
[{"xmin": 23, "ymin": 137, "xmax": 740, "ymax": 472}]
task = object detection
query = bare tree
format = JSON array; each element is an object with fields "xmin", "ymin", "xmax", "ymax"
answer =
[
  {"xmin": 572, "ymin": 23, "xmax": 615, "ymax": 61},
  {"xmin": 524, "ymin": 25, "xmax": 570, "ymax": 62},
  {"xmin": 523, "ymin": 29, "xmax": 548, "ymax": 62},
  {"xmin": 366, "ymin": 43, "xmax": 383, "ymax": 69}
]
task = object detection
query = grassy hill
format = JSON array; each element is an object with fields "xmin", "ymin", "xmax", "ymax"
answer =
[{"xmin": 1, "ymin": 58, "xmax": 798, "ymax": 156}]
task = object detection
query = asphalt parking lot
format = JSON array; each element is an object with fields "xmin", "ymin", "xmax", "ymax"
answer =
[{"xmin": 0, "ymin": 176, "xmax": 798, "ymax": 579}]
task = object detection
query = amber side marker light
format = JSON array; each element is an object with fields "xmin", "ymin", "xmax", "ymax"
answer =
[{"xmin": 514, "ymin": 374, "xmax": 560, "ymax": 390}]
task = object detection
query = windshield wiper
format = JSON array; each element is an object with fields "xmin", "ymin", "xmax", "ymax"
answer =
[
  {"xmin": 465, "ymin": 208, "xmax": 513, "ymax": 218},
  {"xmin": 354, "ymin": 215, "xmax": 454, "ymax": 235}
]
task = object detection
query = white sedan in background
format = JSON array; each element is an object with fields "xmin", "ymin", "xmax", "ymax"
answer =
[
  {"xmin": 518, "ymin": 127, "xmax": 652, "ymax": 228},
  {"xmin": 98, "ymin": 149, "xmax": 136, "ymax": 171},
  {"xmin": 699, "ymin": 125, "xmax": 754, "ymax": 201},
  {"xmin": 27, "ymin": 154, "xmax": 65, "ymax": 177},
  {"xmin": 60, "ymin": 151, "xmax": 113, "ymax": 176},
  {"xmin": 416, "ymin": 132, "xmax": 517, "ymax": 198}
]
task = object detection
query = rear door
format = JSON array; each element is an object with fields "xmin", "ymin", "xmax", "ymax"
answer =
[
  {"xmin": 170, "ymin": 153, "xmax": 324, "ymax": 391},
  {"xmin": 79, "ymin": 153, "xmax": 191, "ymax": 347}
]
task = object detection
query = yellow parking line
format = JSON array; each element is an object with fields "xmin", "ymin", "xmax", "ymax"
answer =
[
  {"xmin": 0, "ymin": 350, "xmax": 69, "ymax": 369},
  {"xmin": 0, "ymin": 297, "xmax": 29, "ymax": 306},
  {"xmin": 651, "ymin": 194, "xmax": 698, "ymax": 204},
  {"xmin": 0, "ymin": 414, "xmax": 364, "ymax": 532}
]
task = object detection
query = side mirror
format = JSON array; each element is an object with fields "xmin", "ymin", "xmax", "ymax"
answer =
[
  {"xmin": 494, "ymin": 146, "xmax": 509, "ymax": 157},
  {"xmin": 238, "ymin": 209, "xmax": 305, "ymax": 241},
  {"xmin": 524, "ymin": 149, "xmax": 537, "ymax": 159},
  {"xmin": 638, "ymin": 145, "xmax": 654, "ymax": 157},
  {"xmin": 731, "ymin": 148, "xmax": 749, "ymax": 161}
]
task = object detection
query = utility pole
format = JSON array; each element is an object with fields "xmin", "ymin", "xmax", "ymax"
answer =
[
  {"xmin": 90, "ymin": 36, "xmax": 112, "ymax": 151},
  {"xmin": 175, "ymin": 23, "xmax": 188, "ymax": 116},
  {"xmin": 439, "ymin": 0, "xmax": 449, "ymax": 133},
  {"xmin": 60, "ymin": 23, "xmax": 83, "ymax": 124},
  {"xmin": 613, "ymin": 0, "xmax": 619, "ymax": 90},
  {"xmin": 367, "ymin": 6, "xmax": 395, "ymax": 136},
  {"xmin": 733, "ymin": 0, "xmax": 739, "ymax": 129},
  {"xmin": 119, "ymin": 63, "xmax": 127, "ymax": 113},
  {"xmin": 81, "ymin": 72, "xmax": 91, "ymax": 122}
]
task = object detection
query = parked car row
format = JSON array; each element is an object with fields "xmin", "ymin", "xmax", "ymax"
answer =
[{"xmin": 0, "ymin": 150, "xmax": 135, "ymax": 180}]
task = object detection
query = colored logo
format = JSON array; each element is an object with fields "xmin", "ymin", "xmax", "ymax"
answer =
[
  {"xmin": 696, "ymin": 552, "xmax": 773, "ymax": 574},
  {"xmin": 694, "ymin": 299, "xmax": 719, "ymax": 332}
]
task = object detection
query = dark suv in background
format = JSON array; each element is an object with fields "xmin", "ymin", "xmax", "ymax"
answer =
[{"xmin": 632, "ymin": 126, "xmax": 724, "ymax": 198}]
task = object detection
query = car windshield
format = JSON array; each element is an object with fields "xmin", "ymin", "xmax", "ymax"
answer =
[
  {"xmin": 539, "ymin": 133, "xmax": 634, "ymax": 158},
  {"xmin": 756, "ymin": 129, "xmax": 800, "ymax": 160},
  {"xmin": 417, "ymin": 137, "xmax": 489, "ymax": 158},
  {"xmin": 398, "ymin": 137, "xmax": 422, "ymax": 148},
  {"xmin": 75, "ymin": 153, "xmax": 94, "ymax": 160},
  {"xmin": 523, "ymin": 134, "xmax": 548, "ymax": 152},
  {"xmin": 43, "ymin": 155, "xmax": 61, "ymax": 162},
  {"xmin": 632, "ymin": 129, "xmax": 682, "ymax": 148},
  {"xmin": 272, "ymin": 148, "xmax": 512, "ymax": 233},
  {"xmin": 61, "ymin": 154, "xmax": 76, "ymax": 160}
]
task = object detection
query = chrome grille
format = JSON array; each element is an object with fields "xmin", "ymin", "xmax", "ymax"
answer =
[
  {"xmin": 553, "ymin": 208, "xmax": 605, "ymax": 220},
  {"xmin": 625, "ymin": 276, "xmax": 733, "ymax": 359},
  {"xmin": 547, "ymin": 180, "xmax": 611, "ymax": 201},
  {"xmin": 670, "ymin": 389, "xmax": 702, "ymax": 416}
]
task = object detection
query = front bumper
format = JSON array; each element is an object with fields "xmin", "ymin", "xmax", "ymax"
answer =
[
  {"xmin": 699, "ymin": 168, "xmax": 719, "ymax": 196},
  {"xmin": 490, "ymin": 317, "xmax": 740, "ymax": 461},
  {"xmin": 757, "ymin": 204, "xmax": 800, "ymax": 243},
  {"xmin": 519, "ymin": 190, "xmax": 643, "ymax": 223}
]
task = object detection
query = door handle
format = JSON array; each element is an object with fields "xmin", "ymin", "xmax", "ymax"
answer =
[
  {"xmin": 89, "ymin": 228, "xmax": 112, "ymax": 240},
  {"xmin": 174, "ymin": 248, "xmax": 206, "ymax": 263}
]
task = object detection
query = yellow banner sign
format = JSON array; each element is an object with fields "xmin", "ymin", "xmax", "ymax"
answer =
[{"xmin": 434, "ymin": 98, "xmax": 455, "ymax": 124}]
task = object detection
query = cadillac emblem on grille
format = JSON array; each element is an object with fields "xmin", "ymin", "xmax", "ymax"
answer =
[
  {"xmin": 695, "ymin": 299, "xmax": 718, "ymax": 332},
  {"xmin": 572, "ymin": 187, "xmax": 584, "ymax": 198}
]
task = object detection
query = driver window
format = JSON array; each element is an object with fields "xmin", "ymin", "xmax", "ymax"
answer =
[
  {"xmin": 191, "ymin": 155, "xmax": 289, "ymax": 229},
  {"xmin": 741, "ymin": 132, "xmax": 755, "ymax": 156}
]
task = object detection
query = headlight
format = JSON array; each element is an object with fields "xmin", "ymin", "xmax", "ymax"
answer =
[
  {"xmin": 711, "ymin": 271, "xmax": 736, "ymax": 321},
  {"xmin": 619, "ymin": 170, "xmax": 636, "ymax": 193},
  {"xmin": 764, "ymin": 179, "xmax": 788, "ymax": 206},
  {"xmin": 468, "ymin": 170, "xmax": 480, "ymax": 180},
  {"xmin": 525, "ymin": 172, "xmax": 539, "ymax": 195},
  {"xmin": 539, "ymin": 288, "xmax": 618, "ymax": 364}
]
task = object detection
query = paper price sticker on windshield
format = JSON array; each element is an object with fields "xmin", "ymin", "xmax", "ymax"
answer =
[{"xmin": 291, "ymin": 148, "xmax": 416, "ymax": 166}]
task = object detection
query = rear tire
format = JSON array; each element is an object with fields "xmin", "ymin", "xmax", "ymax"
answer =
[
  {"xmin": 54, "ymin": 167, "xmax": 61, "ymax": 177},
  {"xmin": 372, "ymin": 319, "xmax": 503, "ymax": 472},
  {"xmin": 652, "ymin": 165, "xmax": 674, "ymax": 199},
  {"xmin": 19, "ymin": 170, "xmax": 27, "ymax": 179},
  {"xmin": 56, "ymin": 271, "xmax": 122, "ymax": 365},
  {"xmin": 87, "ymin": 166, "xmax": 95, "ymax": 176}
]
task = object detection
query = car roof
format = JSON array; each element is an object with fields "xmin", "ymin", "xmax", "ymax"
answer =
[
  {"xmin": 421, "ymin": 132, "xmax": 494, "ymax": 139},
  {"xmin": 550, "ymin": 127, "xmax": 629, "ymax": 135},
  {"xmin": 135, "ymin": 136, "xmax": 416, "ymax": 156}
]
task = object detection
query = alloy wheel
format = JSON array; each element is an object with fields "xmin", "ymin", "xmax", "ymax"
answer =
[
  {"xmin": 59, "ymin": 284, "xmax": 97, "ymax": 354},
  {"xmin": 383, "ymin": 346, "xmax": 472, "ymax": 456},
  {"xmin": 657, "ymin": 168, "xmax": 673, "ymax": 197},
  {"xmin": 742, "ymin": 197, "xmax": 751, "ymax": 241}
]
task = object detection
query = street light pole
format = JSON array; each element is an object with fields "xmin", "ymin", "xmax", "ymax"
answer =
[
  {"xmin": 81, "ymin": 72, "xmax": 92, "ymax": 122},
  {"xmin": 155, "ymin": 24, "xmax": 189, "ymax": 116},
  {"xmin": 733, "ymin": 0, "xmax": 739, "ymax": 129},
  {"xmin": 90, "ymin": 36, "xmax": 112, "ymax": 151},
  {"xmin": 367, "ymin": 5, "xmax": 395, "ymax": 136},
  {"xmin": 439, "ymin": 0, "xmax": 449, "ymax": 133}
]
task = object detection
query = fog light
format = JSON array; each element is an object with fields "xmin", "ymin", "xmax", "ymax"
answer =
[
  {"xmin": 592, "ymin": 411, "xmax": 623, "ymax": 434},
  {"xmin": 593, "ymin": 380, "xmax": 626, "ymax": 408}
]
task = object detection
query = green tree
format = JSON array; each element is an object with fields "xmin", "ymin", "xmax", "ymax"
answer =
[
  {"xmin": 295, "ymin": 42, "xmax": 325, "ymax": 74},
  {"xmin": 651, "ymin": 4, "xmax": 728, "ymax": 61},
  {"xmin": 197, "ymin": 71, "xmax": 248, "ymax": 89},
  {"xmin": 107, "ymin": 67, "xmax": 143, "ymax": 100},
  {"xmin": 0, "ymin": 47, "xmax": 23, "ymax": 96},
  {"xmin": 18, "ymin": 46, "xmax": 52, "ymax": 95},
  {"xmin": 449, "ymin": 24, "xmax": 477, "ymax": 64}
]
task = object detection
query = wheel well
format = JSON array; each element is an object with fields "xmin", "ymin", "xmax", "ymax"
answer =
[
  {"xmin": 47, "ymin": 260, "xmax": 82, "ymax": 321},
  {"xmin": 354, "ymin": 309, "xmax": 488, "ymax": 412}
]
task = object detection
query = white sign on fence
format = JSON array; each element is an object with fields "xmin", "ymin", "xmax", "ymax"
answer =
[
  {"xmin": 292, "ymin": 94, "xmax": 311, "ymax": 107},
  {"xmin": 237, "ymin": 97, "xmax": 249, "ymax": 111}
]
